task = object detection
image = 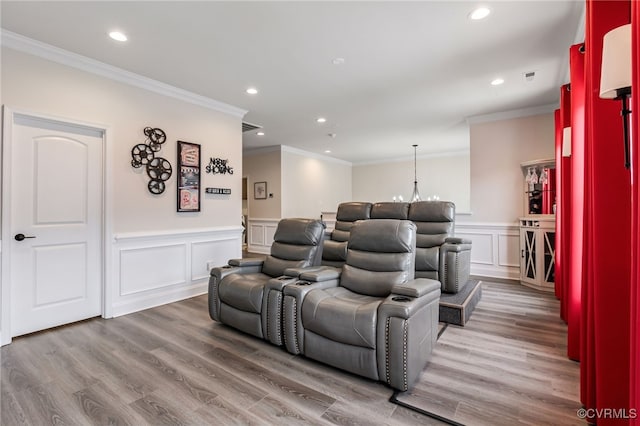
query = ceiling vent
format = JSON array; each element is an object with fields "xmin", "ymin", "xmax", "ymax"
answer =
[
  {"xmin": 242, "ymin": 121, "xmax": 262, "ymax": 133},
  {"xmin": 524, "ymin": 71, "xmax": 536, "ymax": 82}
]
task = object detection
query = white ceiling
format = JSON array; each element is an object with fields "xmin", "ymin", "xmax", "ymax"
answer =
[{"xmin": 1, "ymin": 1, "xmax": 584, "ymax": 163}]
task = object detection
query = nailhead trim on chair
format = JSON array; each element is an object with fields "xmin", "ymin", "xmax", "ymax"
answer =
[
  {"xmin": 269, "ymin": 290, "xmax": 283, "ymax": 345},
  {"xmin": 385, "ymin": 317, "xmax": 410, "ymax": 390},
  {"xmin": 402, "ymin": 319, "xmax": 409, "ymax": 391},
  {"xmin": 289, "ymin": 297, "xmax": 300, "ymax": 354},
  {"xmin": 453, "ymin": 255, "xmax": 460, "ymax": 293},
  {"xmin": 385, "ymin": 318, "xmax": 391, "ymax": 384},
  {"xmin": 211, "ymin": 277, "xmax": 220, "ymax": 320}
]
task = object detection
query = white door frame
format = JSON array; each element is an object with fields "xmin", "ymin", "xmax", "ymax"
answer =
[{"xmin": 1, "ymin": 106, "xmax": 114, "ymax": 345}]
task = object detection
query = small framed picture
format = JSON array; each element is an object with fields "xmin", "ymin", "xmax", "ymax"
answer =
[
  {"xmin": 254, "ymin": 181, "xmax": 267, "ymax": 199},
  {"xmin": 177, "ymin": 141, "xmax": 201, "ymax": 212}
]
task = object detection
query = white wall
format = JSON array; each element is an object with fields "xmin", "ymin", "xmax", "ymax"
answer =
[
  {"xmin": 466, "ymin": 113, "xmax": 555, "ymax": 223},
  {"xmin": 1, "ymin": 44, "xmax": 244, "ymax": 338},
  {"xmin": 453, "ymin": 112, "xmax": 556, "ymax": 280},
  {"xmin": 281, "ymin": 146, "xmax": 352, "ymax": 218},
  {"xmin": 243, "ymin": 148, "xmax": 282, "ymax": 219},
  {"xmin": 1, "ymin": 48, "xmax": 243, "ymax": 233},
  {"xmin": 352, "ymin": 152, "xmax": 470, "ymax": 213}
]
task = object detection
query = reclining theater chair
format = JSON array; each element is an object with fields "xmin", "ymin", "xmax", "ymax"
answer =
[
  {"xmin": 321, "ymin": 202, "xmax": 372, "ymax": 268},
  {"xmin": 408, "ymin": 201, "xmax": 472, "ymax": 293},
  {"xmin": 283, "ymin": 219, "xmax": 441, "ymax": 391},
  {"xmin": 209, "ymin": 218, "xmax": 325, "ymax": 341}
]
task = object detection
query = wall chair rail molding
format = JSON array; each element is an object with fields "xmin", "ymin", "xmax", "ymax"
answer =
[
  {"xmin": 0, "ymin": 30, "xmax": 247, "ymax": 118},
  {"xmin": 112, "ymin": 226, "xmax": 242, "ymax": 317},
  {"xmin": 455, "ymin": 222, "xmax": 521, "ymax": 280}
]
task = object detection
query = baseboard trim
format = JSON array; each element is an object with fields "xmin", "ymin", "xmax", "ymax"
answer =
[{"xmin": 111, "ymin": 282, "xmax": 208, "ymax": 318}]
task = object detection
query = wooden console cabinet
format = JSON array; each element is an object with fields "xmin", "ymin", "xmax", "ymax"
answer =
[{"xmin": 519, "ymin": 217, "xmax": 555, "ymax": 292}]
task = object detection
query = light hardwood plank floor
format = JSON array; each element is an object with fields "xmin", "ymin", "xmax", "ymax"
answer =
[{"xmin": 1, "ymin": 280, "xmax": 581, "ymax": 425}]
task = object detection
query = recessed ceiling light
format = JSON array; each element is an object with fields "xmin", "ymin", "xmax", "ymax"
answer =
[
  {"xmin": 491, "ymin": 78, "xmax": 505, "ymax": 86},
  {"xmin": 324, "ymin": 150, "xmax": 332, "ymax": 154},
  {"xmin": 316, "ymin": 117, "xmax": 327, "ymax": 123},
  {"xmin": 246, "ymin": 87, "xmax": 258, "ymax": 95},
  {"xmin": 108, "ymin": 31, "xmax": 127, "ymax": 42},
  {"xmin": 469, "ymin": 7, "xmax": 491, "ymax": 20},
  {"xmin": 256, "ymin": 131, "xmax": 265, "ymax": 136},
  {"xmin": 332, "ymin": 58, "xmax": 345, "ymax": 65}
]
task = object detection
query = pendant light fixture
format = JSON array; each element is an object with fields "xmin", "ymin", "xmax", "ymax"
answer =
[{"xmin": 410, "ymin": 144, "xmax": 421, "ymax": 202}]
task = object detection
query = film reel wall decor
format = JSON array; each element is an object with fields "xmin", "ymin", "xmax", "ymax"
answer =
[{"xmin": 131, "ymin": 127, "xmax": 173, "ymax": 194}]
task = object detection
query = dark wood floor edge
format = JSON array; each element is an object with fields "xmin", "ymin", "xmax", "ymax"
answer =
[
  {"xmin": 438, "ymin": 323, "xmax": 449, "ymax": 340},
  {"xmin": 389, "ymin": 391, "xmax": 466, "ymax": 426}
]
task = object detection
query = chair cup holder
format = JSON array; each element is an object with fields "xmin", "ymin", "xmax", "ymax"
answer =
[
  {"xmin": 221, "ymin": 265, "xmax": 233, "ymax": 269},
  {"xmin": 296, "ymin": 280, "xmax": 311, "ymax": 286},
  {"xmin": 277, "ymin": 275, "xmax": 294, "ymax": 281},
  {"xmin": 392, "ymin": 296, "xmax": 412, "ymax": 302}
]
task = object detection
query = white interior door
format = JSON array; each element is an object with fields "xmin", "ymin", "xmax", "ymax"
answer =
[{"xmin": 9, "ymin": 113, "xmax": 103, "ymax": 337}]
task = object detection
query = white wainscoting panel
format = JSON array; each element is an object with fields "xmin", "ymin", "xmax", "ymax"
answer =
[
  {"xmin": 456, "ymin": 222, "xmax": 520, "ymax": 280},
  {"xmin": 120, "ymin": 243, "xmax": 187, "ymax": 296},
  {"xmin": 112, "ymin": 226, "xmax": 242, "ymax": 317},
  {"xmin": 244, "ymin": 219, "xmax": 520, "ymax": 280},
  {"xmin": 247, "ymin": 218, "xmax": 279, "ymax": 254}
]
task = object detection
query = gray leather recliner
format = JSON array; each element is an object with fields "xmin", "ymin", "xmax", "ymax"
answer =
[
  {"xmin": 208, "ymin": 218, "xmax": 325, "ymax": 342},
  {"xmin": 321, "ymin": 202, "xmax": 372, "ymax": 268},
  {"xmin": 408, "ymin": 201, "xmax": 472, "ymax": 293},
  {"xmin": 282, "ymin": 219, "xmax": 441, "ymax": 391}
]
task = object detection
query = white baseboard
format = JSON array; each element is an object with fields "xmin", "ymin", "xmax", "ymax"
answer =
[{"xmin": 111, "ymin": 281, "xmax": 208, "ymax": 317}]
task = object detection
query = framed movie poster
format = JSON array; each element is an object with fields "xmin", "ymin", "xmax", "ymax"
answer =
[{"xmin": 177, "ymin": 141, "xmax": 201, "ymax": 212}]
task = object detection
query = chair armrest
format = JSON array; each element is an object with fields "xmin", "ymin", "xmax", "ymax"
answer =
[
  {"xmin": 265, "ymin": 275, "xmax": 299, "ymax": 292},
  {"xmin": 283, "ymin": 279, "xmax": 340, "ymax": 354},
  {"xmin": 391, "ymin": 278, "xmax": 441, "ymax": 298},
  {"xmin": 299, "ymin": 266, "xmax": 342, "ymax": 282},
  {"xmin": 229, "ymin": 258, "xmax": 265, "ymax": 267},
  {"xmin": 261, "ymin": 275, "xmax": 300, "ymax": 345},
  {"xmin": 439, "ymin": 241, "xmax": 472, "ymax": 293},
  {"xmin": 377, "ymin": 282, "xmax": 441, "ymax": 391},
  {"xmin": 283, "ymin": 266, "xmax": 325, "ymax": 277},
  {"xmin": 443, "ymin": 237, "xmax": 472, "ymax": 249}
]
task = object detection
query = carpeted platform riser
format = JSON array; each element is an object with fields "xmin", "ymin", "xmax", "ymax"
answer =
[{"xmin": 438, "ymin": 280, "xmax": 482, "ymax": 326}]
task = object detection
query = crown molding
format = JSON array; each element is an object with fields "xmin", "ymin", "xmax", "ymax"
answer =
[
  {"xmin": 280, "ymin": 145, "xmax": 352, "ymax": 166},
  {"xmin": 1, "ymin": 29, "xmax": 247, "ymax": 118},
  {"xmin": 353, "ymin": 148, "xmax": 470, "ymax": 166},
  {"xmin": 466, "ymin": 103, "xmax": 556, "ymax": 125},
  {"xmin": 244, "ymin": 145, "xmax": 352, "ymax": 166},
  {"xmin": 243, "ymin": 145, "xmax": 283, "ymax": 157}
]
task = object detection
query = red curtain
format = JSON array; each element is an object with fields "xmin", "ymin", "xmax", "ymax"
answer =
[
  {"xmin": 554, "ymin": 109, "xmax": 563, "ymax": 303},
  {"xmin": 630, "ymin": 0, "xmax": 640, "ymax": 422},
  {"xmin": 569, "ymin": 44, "xmax": 585, "ymax": 363},
  {"xmin": 559, "ymin": 85, "xmax": 572, "ymax": 323},
  {"xmin": 583, "ymin": 0, "xmax": 632, "ymax": 421}
]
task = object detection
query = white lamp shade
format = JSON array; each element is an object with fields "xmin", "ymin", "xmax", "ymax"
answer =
[
  {"xmin": 600, "ymin": 23, "xmax": 631, "ymax": 99},
  {"xmin": 562, "ymin": 126, "xmax": 572, "ymax": 157}
]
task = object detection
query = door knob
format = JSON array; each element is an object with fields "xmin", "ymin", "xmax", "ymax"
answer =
[{"xmin": 15, "ymin": 233, "xmax": 36, "ymax": 241}]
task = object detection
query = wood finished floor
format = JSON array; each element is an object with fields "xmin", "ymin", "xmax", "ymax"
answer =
[{"xmin": 1, "ymin": 281, "xmax": 581, "ymax": 425}]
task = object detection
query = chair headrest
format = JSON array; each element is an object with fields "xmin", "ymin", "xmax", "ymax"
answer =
[
  {"xmin": 348, "ymin": 219, "xmax": 415, "ymax": 253},
  {"xmin": 408, "ymin": 201, "xmax": 455, "ymax": 222},
  {"xmin": 370, "ymin": 202, "xmax": 409, "ymax": 219},
  {"xmin": 336, "ymin": 202, "xmax": 372, "ymax": 222},
  {"xmin": 274, "ymin": 218, "xmax": 325, "ymax": 246}
]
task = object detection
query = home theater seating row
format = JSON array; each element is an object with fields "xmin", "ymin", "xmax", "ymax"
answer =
[
  {"xmin": 323, "ymin": 201, "xmax": 472, "ymax": 294},
  {"xmin": 210, "ymin": 217, "xmax": 440, "ymax": 390},
  {"xmin": 208, "ymin": 201, "xmax": 473, "ymax": 391}
]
